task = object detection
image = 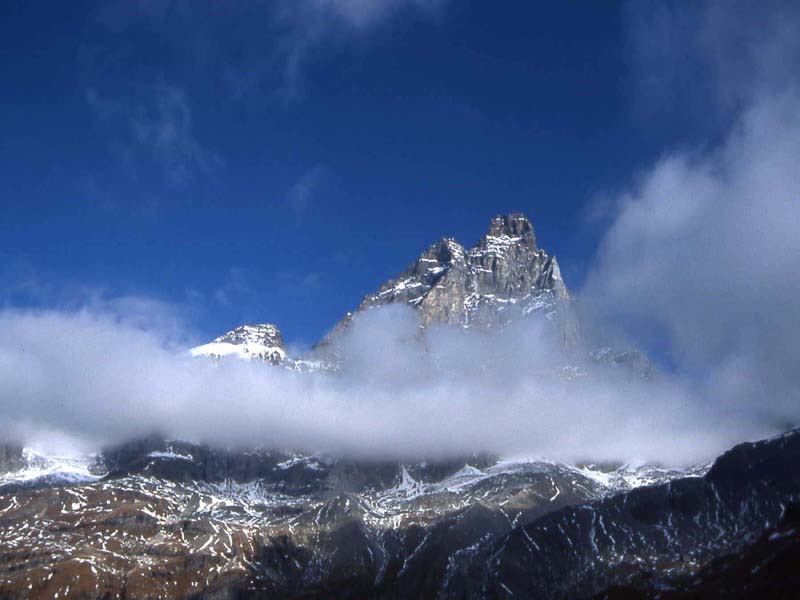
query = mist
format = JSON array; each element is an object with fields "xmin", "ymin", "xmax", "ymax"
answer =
[{"xmin": 0, "ymin": 301, "xmax": 761, "ymax": 465}]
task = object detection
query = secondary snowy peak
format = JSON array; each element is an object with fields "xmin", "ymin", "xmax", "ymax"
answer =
[
  {"xmin": 319, "ymin": 213, "xmax": 576, "ymax": 347},
  {"xmin": 190, "ymin": 323, "xmax": 287, "ymax": 364}
]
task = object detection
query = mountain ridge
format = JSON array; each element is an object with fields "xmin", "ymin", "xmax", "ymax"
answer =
[{"xmin": 1, "ymin": 429, "xmax": 797, "ymax": 598}]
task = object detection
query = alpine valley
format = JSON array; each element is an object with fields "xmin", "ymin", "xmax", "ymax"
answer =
[{"xmin": 1, "ymin": 215, "xmax": 798, "ymax": 599}]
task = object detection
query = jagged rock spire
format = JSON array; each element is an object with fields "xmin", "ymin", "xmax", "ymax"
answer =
[
  {"xmin": 485, "ymin": 213, "xmax": 537, "ymax": 248},
  {"xmin": 317, "ymin": 213, "xmax": 577, "ymax": 348}
]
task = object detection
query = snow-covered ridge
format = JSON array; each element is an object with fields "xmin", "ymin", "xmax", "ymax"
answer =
[{"xmin": 379, "ymin": 457, "xmax": 708, "ymax": 504}]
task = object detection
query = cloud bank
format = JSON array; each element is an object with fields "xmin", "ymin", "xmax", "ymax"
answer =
[{"xmin": 0, "ymin": 303, "xmax": 736, "ymax": 465}]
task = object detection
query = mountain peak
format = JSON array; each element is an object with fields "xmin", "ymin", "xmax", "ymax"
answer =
[
  {"xmin": 485, "ymin": 213, "xmax": 536, "ymax": 247},
  {"xmin": 191, "ymin": 323, "xmax": 287, "ymax": 364},
  {"xmin": 214, "ymin": 324, "xmax": 283, "ymax": 346},
  {"xmin": 316, "ymin": 212, "xmax": 576, "ymax": 348}
]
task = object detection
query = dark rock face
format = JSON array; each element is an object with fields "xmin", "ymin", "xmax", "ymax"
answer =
[
  {"xmin": 598, "ymin": 502, "xmax": 800, "ymax": 599},
  {"xmin": 487, "ymin": 213, "xmax": 537, "ymax": 239},
  {"xmin": 317, "ymin": 213, "xmax": 578, "ymax": 351},
  {"xmin": 101, "ymin": 437, "xmax": 416, "ymax": 493}
]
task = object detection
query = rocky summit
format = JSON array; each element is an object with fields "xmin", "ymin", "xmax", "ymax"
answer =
[{"xmin": 317, "ymin": 213, "xmax": 578, "ymax": 352}]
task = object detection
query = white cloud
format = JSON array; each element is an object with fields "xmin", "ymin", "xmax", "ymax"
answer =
[
  {"xmin": 0, "ymin": 300, "xmax": 748, "ymax": 465},
  {"xmin": 290, "ymin": 0, "xmax": 445, "ymax": 30},
  {"xmin": 269, "ymin": 0, "xmax": 445, "ymax": 99},
  {"xmin": 585, "ymin": 0, "xmax": 800, "ymax": 428}
]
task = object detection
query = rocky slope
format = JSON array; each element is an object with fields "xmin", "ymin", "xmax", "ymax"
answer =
[
  {"xmin": 598, "ymin": 501, "xmax": 800, "ymax": 599},
  {"xmin": 451, "ymin": 430, "xmax": 800, "ymax": 598},
  {"xmin": 0, "ymin": 432, "xmax": 797, "ymax": 598},
  {"xmin": 0, "ymin": 436, "xmax": 706, "ymax": 599}
]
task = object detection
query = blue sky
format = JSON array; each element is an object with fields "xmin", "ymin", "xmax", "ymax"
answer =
[{"xmin": 0, "ymin": 1, "xmax": 718, "ymax": 346}]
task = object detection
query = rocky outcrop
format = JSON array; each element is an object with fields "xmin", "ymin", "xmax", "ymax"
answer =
[{"xmin": 317, "ymin": 213, "xmax": 578, "ymax": 351}]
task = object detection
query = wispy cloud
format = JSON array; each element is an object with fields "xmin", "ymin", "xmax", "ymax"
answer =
[
  {"xmin": 92, "ymin": 0, "xmax": 446, "ymax": 102},
  {"xmin": 269, "ymin": 0, "xmax": 447, "ymax": 99},
  {"xmin": 87, "ymin": 82, "xmax": 218, "ymax": 186},
  {"xmin": 624, "ymin": 0, "xmax": 800, "ymax": 118},
  {"xmin": 287, "ymin": 165, "xmax": 328, "ymax": 220},
  {"xmin": 0, "ymin": 299, "xmax": 742, "ymax": 464},
  {"xmin": 213, "ymin": 267, "xmax": 251, "ymax": 307}
]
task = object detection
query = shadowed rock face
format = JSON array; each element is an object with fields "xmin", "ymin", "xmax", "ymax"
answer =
[
  {"xmin": 1, "ymin": 432, "xmax": 798, "ymax": 599},
  {"xmin": 597, "ymin": 501, "xmax": 800, "ymax": 599},
  {"xmin": 317, "ymin": 213, "xmax": 577, "ymax": 352}
]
